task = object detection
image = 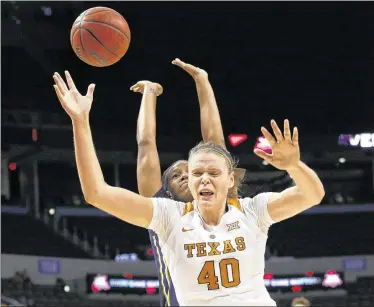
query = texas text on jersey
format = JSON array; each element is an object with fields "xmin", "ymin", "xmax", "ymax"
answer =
[{"xmin": 148, "ymin": 193, "xmax": 277, "ymax": 306}]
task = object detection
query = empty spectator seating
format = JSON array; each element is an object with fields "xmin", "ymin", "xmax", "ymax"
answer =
[
  {"xmin": 62, "ymin": 215, "xmax": 150, "ymax": 258},
  {"xmin": 2, "ymin": 213, "xmax": 91, "ymax": 258},
  {"xmin": 61, "ymin": 211, "xmax": 374, "ymax": 260},
  {"xmin": 268, "ymin": 212, "xmax": 374, "ymax": 257}
]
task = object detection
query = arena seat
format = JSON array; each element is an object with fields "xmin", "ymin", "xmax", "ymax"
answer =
[
  {"xmin": 268, "ymin": 212, "xmax": 374, "ymax": 257},
  {"xmin": 62, "ymin": 211, "xmax": 374, "ymax": 259},
  {"xmin": 62, "ymin": 215, "xmax": 150, "ymax": 258},
  {"xmin": 2, "ymin": 213, "xmax": 91, "ymax": 258}
]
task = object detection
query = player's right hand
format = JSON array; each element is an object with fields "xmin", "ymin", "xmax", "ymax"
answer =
[
  {"xmin": 130, "ymin": 81, "xmax": 163, "ymax": 96},
  {"xmin": 53, "ymin": 71, "xmax": 95, "ymax": 122},
  {"xmin": 172, "ymin": 58, "xmax": 208, "ymax": 82}
]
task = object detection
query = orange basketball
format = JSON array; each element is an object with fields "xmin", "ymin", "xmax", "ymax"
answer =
[{"xmin": 70, "ymin": 7, "xmax": 131, "ymax": 67}]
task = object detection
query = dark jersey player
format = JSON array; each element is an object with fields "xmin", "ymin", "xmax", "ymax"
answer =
[{"xmin": 131, "ymin": 58, "xmax": 245, "ymax": 306}]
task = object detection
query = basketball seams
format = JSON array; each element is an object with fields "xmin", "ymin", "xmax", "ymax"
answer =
[
  {"xmin": 81, "ymin": 27, "xmax": 120, "ymax": 58},
  {"xmin": 71, "ymin": 7, "xmax": 130, "ymax": 67},
  {"xmin": 84, "ymin": 8, "xmax": 119, "ymax": 17},
  {"xmin": 72, "ymin": 9, "xmax": 88, "ymax": 26},
  {"xmin": 81, "ymin": 20, "xmax": 130, "ymax": 42},
  {"xmin": 71, "ymin": 30, "xmax": 90, "ymax": 66},
  {"xmin": 70, "ymin": 26, "xmax": 80, "ymax": 41},
  {"xmin": 71, "ymin": 8, "xmax": 121, "ymax": 39},
  {"xmin": 78, "ymin": 10, "xmax": 93, "ymax": 66},
  {"xmin": 78, "ymin": 31, "xmax": 91, "ymax": 65}
]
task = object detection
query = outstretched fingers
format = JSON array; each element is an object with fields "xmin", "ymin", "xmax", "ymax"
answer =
[
  {"xmin": 129, "ymin": 81, "xmax": 141, "ymax": 91},
  {"xmin": 283, "ymin": 119, "xmax": 292, "ymax": 142},
  {"xmin": 254, "ymin": 149, "xmax": 273, "ymax": 163},
  {"xmin": 64, "ymin": 71, "xmax": 78, "ymax": 93},
  {"xmin": 292, "ymin": 126, "xmax": 299, "ymax": 147},
  {"xmin": 53, "ymin": 73, "xmax": 68, "ymax": 96},
  {"xmin": 172, "ymin": 58, "xmax": 198, "ymax": 74},
  {"xmin": 130, "ymin": 81, "xmax": 146, "ymax": 93},
  {"xmin": 171, "ymin": 58, "xmax": 185, "ymax": 67},
  {"xmin": 86, "ymin": 84, "xmax": 96, "ymax": 99},
  {"xmin": 53, "ymin": 85, "xmax": 64, "ymax": 104},
  {"xmin": 271, "ymin": 120, "xmax": 284, "ymax": 142},
  {"xmin": 261, "ymin": 126, "xmax": 276, "ymax": 146}
]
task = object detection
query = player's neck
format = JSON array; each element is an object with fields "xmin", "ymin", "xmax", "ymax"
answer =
[{"xmin": 198, "ymin": 203, "xmax": 226, "ymax": 226}]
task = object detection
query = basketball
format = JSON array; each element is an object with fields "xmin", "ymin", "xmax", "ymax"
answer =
[{"xmin": 70, "ymin": 7, "xmax": 131, "ymax": 67}]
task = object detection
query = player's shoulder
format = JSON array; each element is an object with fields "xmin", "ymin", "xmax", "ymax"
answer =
[
  {"xmin": 151, "ymin": 195, "xmax": 189, "ymax": 217},
  {"xmin": 153, "ymin": 187, "xmax": 170, "ymax": 198},
  {"xmin": 239, "ymin": 192, "xmax": 273, "ymax": 211},
  {"xmin": 240, "ymin": 192, "xmax": 273, "ymax": 204},
  {"xmin": 152, "ymin": 188, "xmax": 196, "ymax": 215}
]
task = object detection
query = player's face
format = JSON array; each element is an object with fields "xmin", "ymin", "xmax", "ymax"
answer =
[
  {"xmin": 188, "ymin": 152, "xmax": 234, "ymax": 208},
  {"xmin": 167, "ymin": 161, "xmax": 193, "ymax": 202}
]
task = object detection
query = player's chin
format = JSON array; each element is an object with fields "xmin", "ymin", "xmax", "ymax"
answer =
[
  {"xmin": 181, "ymin": 186, "xmax": 192, "ymax": 195},
  {"xmin": 176, "ymin": 189, "xmax": 193, "ymax": 202},
  {"xmin": 198, "ymin": 194, "xmax": 215, "ymax": 206}
]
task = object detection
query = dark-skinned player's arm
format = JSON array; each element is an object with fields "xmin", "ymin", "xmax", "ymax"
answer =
[
  {"xmin": 172, "ymin": 58, "xmax": 226, "ymax": 148},
  {"xmin": 131, "ymin": 81, "xmax": 164, "ymax": 197},
  {"xmin": 172, "ymin": 58, "xmax": 246, "ymax": 186},
  {"xmin": 53, "ymin": 71, "xmax": 153, "ymax": 229}
]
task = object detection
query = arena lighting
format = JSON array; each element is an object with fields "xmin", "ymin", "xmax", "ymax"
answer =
[
  {"xmin": 228, "ymin": 134, "xmax": 248, "ymax": 147},
  {"xmin": 264, "ymin": 273, "xmax": 273, "ymax": 280},
  {"xmin": 63, "ymin": 285, "xmax": 70, "ymax": 292},
  {"xmin": 41, "ymin": 6, "xmax": 52, "ymax": 16},
  {"xmin": 32, "ymin": 128, "xmax": 38, "ymax": 142},
  {"xmin": 254, "ymin": 136, "xmax": 272, "ymax": 153},
  {"xmin": 146, "ymin": 287, "xmax": 157, "ymax": 295},
  {"xmin": 292, "ymin": 285, "xmax": 302, "ymax": 292},
  {"xmin": 338, "ymin": 157, "xmax": 346, "ymax": 164}
]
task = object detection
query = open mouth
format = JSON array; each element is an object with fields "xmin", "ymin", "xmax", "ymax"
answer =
[
  {"xmin": 180, "ymin": 182, "xmax": 188, "ymax": 188},
  {"xmin": 199, "ymin": 189, "xmax": 214, "ymax": 197}
]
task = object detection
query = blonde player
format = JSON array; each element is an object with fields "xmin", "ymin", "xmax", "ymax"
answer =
[
  {"xmin": 130, "ymin": 59, "xmax": 245, "ymax": 307},
  {"xmin": 52, "ymin": 71, "xmax": 325, "ymax": 306}
]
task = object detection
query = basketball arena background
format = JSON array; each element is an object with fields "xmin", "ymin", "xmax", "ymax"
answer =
[{"xmin": 1, "ymin": 1, "xmax": 374, "ymax": 306}]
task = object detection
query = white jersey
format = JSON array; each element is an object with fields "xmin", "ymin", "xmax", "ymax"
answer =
[{"xmin": 148, "ymin": 193, "xmax": 277, "ymax": 306}]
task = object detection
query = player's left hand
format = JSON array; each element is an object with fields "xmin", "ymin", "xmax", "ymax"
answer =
[
  {"xmin": 254, "ymin": 119, "xmax": 300, "ymax": 171},
  {"xmin": 130, "ymin": 81, "xmax": 163, "ymax": 96},
  {"xmin": 172, "ymin": 58, "xmax": 208, "ymax": 82}
]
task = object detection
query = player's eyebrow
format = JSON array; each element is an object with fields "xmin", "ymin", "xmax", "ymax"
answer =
[
  {"xmin": 168, "ymin": 168, "xmax": 181, "ymax": 178},
  {"xmin": 191, "ymin": 166, "xmax": 222, "ymax": 172}
]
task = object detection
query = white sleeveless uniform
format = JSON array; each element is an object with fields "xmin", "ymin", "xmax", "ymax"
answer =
[{"xmin": 148, "ymin": 193, "xmax": 277, "ymax": 306}]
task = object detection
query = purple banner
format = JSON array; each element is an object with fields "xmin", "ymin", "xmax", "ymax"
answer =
[{"xmin": 38, "ymin": 259, "xmax": 60, "ymax": 275}]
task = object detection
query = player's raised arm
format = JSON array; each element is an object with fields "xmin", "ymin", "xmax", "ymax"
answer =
[
  {"xmin": 172, "ymin": 58, "xmax": 226, "ymax": 148},
  {"xmin": 131, "ymin": 81, "xmax": 164, "ymax": 197},
  {"xmin": 53, "ymin": 71, "xmax": 153, "ymax": 228},
  {"xmin": 172, "ymin": 58, "xmax": 245, "ymax": 196},
  {"xmin": 254, "ymin": 119, "xmax": 325, "ymax": 222}
]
